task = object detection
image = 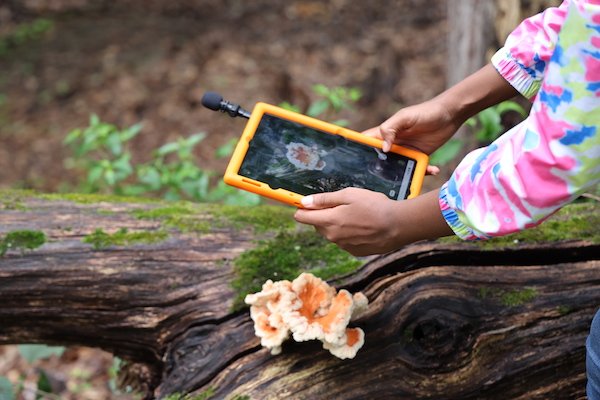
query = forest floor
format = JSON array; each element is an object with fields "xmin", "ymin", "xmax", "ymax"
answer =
[{"xmin": 0, "ymin": 1, "xmax": 448, "ymax": 399}]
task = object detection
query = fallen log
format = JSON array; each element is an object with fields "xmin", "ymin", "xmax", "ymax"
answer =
[{"xmin": 0, "ymin": 190, "xmax": 598, "ymax": 400}]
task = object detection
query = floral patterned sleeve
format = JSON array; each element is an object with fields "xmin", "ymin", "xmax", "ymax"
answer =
[
  {"xmin": 491, "ymin": 1, "xmax": 570, "ymax": 100},
  {"xmin": 439, "ymin": 1, "xmax": 600, "ymax": 241}
]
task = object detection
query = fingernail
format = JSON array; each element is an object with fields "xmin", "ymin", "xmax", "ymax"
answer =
[
  {"xmin": 382, "ymin": 141, "xmax": 391, "ymax": 152},
  {"xmin": 301, "ymin": 196, "xmax": 314, "ymax": 207}
]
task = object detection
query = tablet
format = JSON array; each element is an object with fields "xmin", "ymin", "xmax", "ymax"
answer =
[{"xmin": 224, "ymin": 103, "xmax": 428, "ymax": 207}]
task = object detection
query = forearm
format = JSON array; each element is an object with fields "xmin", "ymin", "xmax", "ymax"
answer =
[
  {"xmin": 435, "ymin": 64, "xmax": 520, "ymax": 127},
  {"xmin": 390, "ymin": 188, "xmax": 454, "ymax": 246}
]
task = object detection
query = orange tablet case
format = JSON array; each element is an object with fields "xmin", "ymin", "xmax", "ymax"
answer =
[{"xmin": 224, "ymin": 103, "xmax": 428, "ymax": 208}]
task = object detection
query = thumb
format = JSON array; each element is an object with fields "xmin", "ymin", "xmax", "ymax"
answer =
[
  {"xmin": 378, "ymin": 124, "xmax": 396, "ymax": 153},
  {"xmin": 300, "ymin": 191, "xmax": 349, "ymax": 209}
]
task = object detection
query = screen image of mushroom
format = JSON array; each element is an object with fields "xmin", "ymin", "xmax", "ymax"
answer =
[{"xmin": 245, "ymin": 273, "xmax": 368, "ymax": 359}]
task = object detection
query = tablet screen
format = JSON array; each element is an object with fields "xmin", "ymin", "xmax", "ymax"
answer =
[{"xmin": 238, "ymin": 113, "xmax": 416, "ymax": 200}]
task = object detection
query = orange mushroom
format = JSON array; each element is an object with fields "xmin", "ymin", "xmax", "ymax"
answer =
[
  {"xmin": 323, "ymin": 327, "xmax": 365, "ymax": 360},
  {"xmin": 245, "ymin": 279, "xmax": 295, "ymax": 355},
  {"xmin": 245, "ymin": 273, "xmax": 369, "ymax": 359}
]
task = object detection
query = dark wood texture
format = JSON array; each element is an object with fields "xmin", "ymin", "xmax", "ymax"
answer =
[{"xmin": 0, "ymin": 193, "xmax": 598, "ymax": 400}]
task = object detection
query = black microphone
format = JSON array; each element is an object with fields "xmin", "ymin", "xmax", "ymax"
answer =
[{"xmin": 201, "ymin": 91, "xmax": 251, "ymax": 119}]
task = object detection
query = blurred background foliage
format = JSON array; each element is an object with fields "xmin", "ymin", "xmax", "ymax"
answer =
[{"xmin": 0, "ymin": 0, "xmax": 452, "ymax": 199}]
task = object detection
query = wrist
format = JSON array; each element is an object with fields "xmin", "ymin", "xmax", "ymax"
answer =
[
  {"xmin": 434, "ymin": 64, "xmax": 519, "ymax": 125},
  {"xmin": 390, "ymin": 188, "xmax": 454, "ymax": 247}
]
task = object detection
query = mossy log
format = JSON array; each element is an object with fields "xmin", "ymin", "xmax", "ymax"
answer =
[{"xmin": 0, "ymin": 190, "xmax": 599, "ymax": 400}]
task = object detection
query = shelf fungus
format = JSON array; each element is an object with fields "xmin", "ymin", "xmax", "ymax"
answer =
[{"xmin": 245, "ymin": 273, "xmax": 368, "ymax": 359}]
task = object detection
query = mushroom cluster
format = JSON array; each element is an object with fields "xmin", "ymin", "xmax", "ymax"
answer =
[{"xmin": 245, "ymin": 273, "xmax": 368, "ymax": 359}]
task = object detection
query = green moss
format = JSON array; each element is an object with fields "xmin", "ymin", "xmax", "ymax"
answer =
[
  {"xmin": 558, "ymin": 306, "xmax": 573, "ymax": 316},
  {"xmin": 230, "ymin": 229, "xmax": 363, "ymax": 310},
  {"xmin": 38, "ymin": 192, "xmax": 166, "ymax": 205},
  {"xmin": 132, "ymin": 203, "xmax": 296, "ymax": 235},
  {"xmin": 210, "ymin": 204, "xmax": 296, "ymax": 234},
  {"xmin": 438, "ymin": 203, "xmax": 600, "ymax": 248},
  {"xmin": 82, "ymin": 228, "xmax": 170, "ymax": 249},
  {"xmin": 132, "ymin": 204, "xmax": 210, "ymax": 233},
  {"xmin": 399, "ymin": 328, "xmax": 414, "ymax": 345},
  {"xmin": 499, "ymin": 288, "xmax": 539, "ymax": 306},
  {"xmin": 159, "ymin": 386, "xmax": 216, "ymax": 400},
  {"xmin": 0, "ymin": 229, "xmax": 46, "ymax": 256},
  {"xmin": 479, "ymin": 287, "xmax": 539, "ymax": 306},
  {"xmin": 0, "ymin": 189, "xmax": 36, "ymax": 209}
]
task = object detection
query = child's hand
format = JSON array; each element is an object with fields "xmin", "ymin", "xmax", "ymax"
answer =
[
  {"xmin": 362, "ymin": 100, "xmax": 461, "ymax": 156},
  {"xmin": 294, "ymin": 187, "xmax": 452, "ymax": 257}
]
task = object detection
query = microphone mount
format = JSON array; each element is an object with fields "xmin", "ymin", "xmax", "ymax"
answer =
[{"xmin": 201, "ymin": 91, "xmax": 251, "ymax": 119}]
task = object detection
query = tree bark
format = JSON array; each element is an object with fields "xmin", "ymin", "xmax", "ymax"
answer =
[{"xmin": 0, "ymin": 192, "xmax": 599, "ymax": 399}]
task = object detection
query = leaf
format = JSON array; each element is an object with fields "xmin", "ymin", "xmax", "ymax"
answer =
[
  {"xmin": 36, "ymin": 370, "xmax": 53, "ymax": 399},
  {"xmin": 63, "ymin": 128, "xmax": 81, "ymax": 145},
  {"xmin": 106, "ymin": 132, "xmax": 123, "ymax": 156},
  {"xmin": 278, "ymin": 101, "xmax": 301, "ymax": 113},
  {"xmin": 186, "ymin": 132, "xmax": 207, "ymax": 147},
  {"xmin": 306, "ymin": 99, "xmax": 329, "ymax": 118},
  {"xmin": 164, "ymin": 187, "xmax": 181, "ymax": 201},
  {"xmin": 0, "ymin": 377, "xmax": 15, "ymax": 400},
  {"xmin": 17, "ymin": 344, "xmax": 65, "ymax": 364},
  {"xmin": 104, "ymin": 168, "xmax": 116, "ymax": 186},
  {"xmin": 87, "ymin": 164, "xmax": 104, "ymax": 184},
  {"xmin": 429, "ymin": 139, "xmax": 464, "ymax": 165},
  {"xmin": 215, "ymin": 138, "xmax": 238, "ymax": 159},
  {"xmin": 89, "ymin": 114, "xmax": 100, "ymax": 126},
  {"xmin": 312, "ymin": 84, "xmax": 329, "ymax": 96},
  {"xmin": 156, "ymin": 142, "xmax": 180, "ymax": 156},
  {"xmin": 121, "ymin": 122, "xmax": 144, "ymax": 141},
  {"xmin": 496, "ymin": 100, "xmax": 527, "ymax": 118},
  {"xmin": 112, "ymin": 154, "xmax": 134, "ymax": 177},
  {"xmin": 475, "ymin": 108, "xmax": 503, "ymax": 142},
  {"xmin": 331, "ymin": 119, "xmax": 350, "ymax": 127},
  {"xmin": 138, "ymin": 167, "xmax": 162, "ymax": 190},
  {"xmin": 348, "ymin": 87, "xmax": 362, "ymax": 102},
  {"xmin": 224, "ymin": 190, "xmax": 263, "ymax": 206}
]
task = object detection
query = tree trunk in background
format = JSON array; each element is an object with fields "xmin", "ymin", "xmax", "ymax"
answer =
[
  {"xmin": 0, "ymin": 191, "xmax": 599, "ymax": 399},
  {"xmin": 447, "ymin": 0, "xmax": 563, "ymax": 87},
  {"xmin": 446, "ymin": 0, "xmax": 496, "ymax": 88}
]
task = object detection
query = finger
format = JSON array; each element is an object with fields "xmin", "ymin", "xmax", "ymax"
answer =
[
  {"xmin": 361, "ymin": 126, "xmax": 382, "ymax": 139},
  {"xmin": 294, "ymin": 208, "xmax": 325, "ymax": 226},
  {"xmin": 378, "ymin": 123, "xmax": 397, "ymax": 153},
  {"xmin": 300, "ymin": 190, "xmax": 350, "ymax": 209},
  {"xmin": 426, "ymin": 165, "xmax": 440, "ymax": 175},
  {"xmin": 362, "ymin": 126, "xmax": 392, "ymax": 153}
]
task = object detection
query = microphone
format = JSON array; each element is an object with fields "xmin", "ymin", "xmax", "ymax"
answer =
[{"xmin": 201, "ymin": 91, "xmax": 251, "ymax": 119}]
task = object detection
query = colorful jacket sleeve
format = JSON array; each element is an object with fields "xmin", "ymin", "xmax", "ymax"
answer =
[
  {"xmin": 439, "ymin": 1, "xmax": 600, "ymax": 241},
  {"xmin": 491, "ymin": 1, "xmax": 570, "ymax": 100}
]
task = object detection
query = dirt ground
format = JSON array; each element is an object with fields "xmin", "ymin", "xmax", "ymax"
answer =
[{"xmin": 0, "ymin": 1, "xmax": 448, "ymax": 398}]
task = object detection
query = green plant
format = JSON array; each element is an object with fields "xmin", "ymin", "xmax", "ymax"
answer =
[
  {"xmin": 64, "ymin": 115, "xmax": 259, "ymax": 205},
  {"xmin": 63, "ymin": 115, "xmax": 142, "ymax": 194},
  {"xmin": 429, "ymin": 100, "xmax": 527, "ymax": 165},
  {"xmin": 279, "ymin": 84, "xmax": 362, "ymax": 127},
  {"xmin": 127, "ymin": 133, "xmax": 214, "ymax": 201}
]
